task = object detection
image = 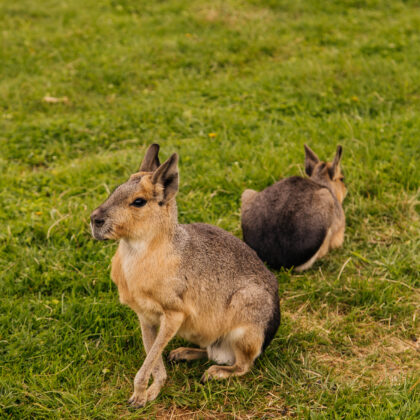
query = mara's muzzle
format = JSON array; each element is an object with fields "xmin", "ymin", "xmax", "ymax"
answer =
[{"xmin": 90, "ymin": 207, "xmax": 109, "ymax": 240}]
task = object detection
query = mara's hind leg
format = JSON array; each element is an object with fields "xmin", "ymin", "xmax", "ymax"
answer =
[
  {"xmin": 294, "ymin": 249, "xmax": 320, "ymax": 272},
  {"xmin": 295, "ymin": 228, "xmax": 332, "ymax": 272},
  {"xmin": 317, "ymin": 228, "xmax": 332, "ymax": 258},
  {"xmin": 201, "ymin": 327, "xmax": 263, "ymax": 383},
  {"xmin": 168, "ymin": 347, "xmax": 207, "ymax": 362},
  {"xmin": 330, "ymin": 225, "xmax": 345, "ymax": 249}
]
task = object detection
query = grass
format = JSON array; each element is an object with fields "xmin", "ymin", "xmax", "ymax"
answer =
[{"xmin": 0, "ymin": 0, "xmax": 419, "ymax": 418}]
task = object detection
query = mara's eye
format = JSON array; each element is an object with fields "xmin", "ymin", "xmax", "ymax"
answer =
[
  {"xmin": 340, "ymin": 176, "xmax": 345, "ymax": 182},
  {"xmin": 131, "ymin": 198, "xmax": 147, "ymax": 208}
]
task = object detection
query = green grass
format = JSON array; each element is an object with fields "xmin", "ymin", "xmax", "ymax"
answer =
[{"xmin": 1, "ymin": 0, "xmax": 419, "ymax": 418}]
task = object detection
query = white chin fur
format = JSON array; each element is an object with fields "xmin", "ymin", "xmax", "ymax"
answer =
[{"xmin": 91, "ymin": 223, "xmax": 109, "ymax": 241}]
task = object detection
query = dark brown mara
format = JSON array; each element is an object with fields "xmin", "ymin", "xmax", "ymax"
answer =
[
  {"xmin": 241, "ymin": 145, "xmax": 346, "ymax": 271},
  {"xmin": 90, "ymin": 144, "xmax": 280, "ymax": 407}
]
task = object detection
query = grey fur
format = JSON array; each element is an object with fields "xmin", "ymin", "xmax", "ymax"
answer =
[{"xmin": 175, "ymin": 223, "xmax": 280, "ymax": 351}]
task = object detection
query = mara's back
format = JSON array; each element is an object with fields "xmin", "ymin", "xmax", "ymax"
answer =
[
  {"xmin": 178, "ymin": 222, "xmax": 278, "ymax": 292},
  {"xmin": 242, "ymin": 176, "xmax": 335, "ymax": 269}
]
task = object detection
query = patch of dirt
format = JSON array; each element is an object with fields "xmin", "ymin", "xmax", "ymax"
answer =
[
  {"xmin": 153, "ymin": 403, "xmax": 293, "ymax": 419},
  {"xmin": 193, "ymin": 3, "xmax": 272, "ymax": 28},
  {"xmin": 285, "ymin": 303, "xmax": 419, "ymax": 385}
]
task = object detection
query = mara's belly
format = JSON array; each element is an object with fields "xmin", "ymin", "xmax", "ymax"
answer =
[
  {"xmin": 177, "ymin": 325, "xmax": 211, "ymax": 348},
  {"xmin": 177, "ymin": 314, "xmax": 226, "ymax": 348}
]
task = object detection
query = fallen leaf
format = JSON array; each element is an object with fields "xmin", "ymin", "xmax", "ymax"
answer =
[{"xmin": 43, "ymin": 96, "xmax": 69, "ymax": 104}]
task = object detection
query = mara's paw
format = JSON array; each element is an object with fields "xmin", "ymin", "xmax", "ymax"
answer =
[
  {"xmin": 128, "ymin": 389, "xmax": 148, "ymax": 408},
  {"xmin": 145, "ymin": 382, "xmax": 161, "ymax": 403},
  {"xmin": 168, "ymin": 347, "xmax": 207, "ymax": 362},
  {"xmin": 200, "ymin": 365, "xmax": 233, "ymax": 383},
  {"xmin": 128, "ymin": 383, "xmax": 162, "ymax": 408}
]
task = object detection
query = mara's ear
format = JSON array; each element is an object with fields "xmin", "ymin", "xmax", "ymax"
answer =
[
  {"xmin": 139, "ymin": 143, "xmax": 161, "ymax": 172},
  {"xmin": 151, "ymin": 153, "xmax": 179, "ymax": 203},
  {"xmin": 328, "ymin": 145, "xmax": 343, "ymax": 179},
  {"xmin": 304, "ymin": 144, "xmax": 320, "ymax": 176}
]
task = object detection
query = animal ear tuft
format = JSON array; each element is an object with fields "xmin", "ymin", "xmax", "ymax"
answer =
[
  {"xmin": 151, "ymin": 153, "xmax": 179, "ymax": 202},
  {"xmin": 328, "ymin": 145, "xmax": 343, "ymax": 179},
  {"xmin": 304, "ymin": 144, "xmax": 320, "ymax": 176},
  {"xmin": 139, "ymin": 144, "xmax": 161, "ymax": 172}
]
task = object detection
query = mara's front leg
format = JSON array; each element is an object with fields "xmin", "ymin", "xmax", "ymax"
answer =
[
  {"xmin": 129, "ymin": 311, "xmax": 184, "ymax": 407},
  {"xmin": 133, "ymin": 317, "xmax": 168, "ymax": 405}
]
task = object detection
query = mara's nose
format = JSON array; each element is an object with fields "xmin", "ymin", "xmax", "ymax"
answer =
[{"xmin": 90, "ymin": 209, "xmax": 105, "ymax": 228}]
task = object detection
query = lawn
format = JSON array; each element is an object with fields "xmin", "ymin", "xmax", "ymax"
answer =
[{"xmin": 1, "ymin": 0, "xmax": 419, "ymax": 418}]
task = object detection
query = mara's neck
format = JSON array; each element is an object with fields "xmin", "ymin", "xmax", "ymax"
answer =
[{"xmin": 311, "ymin": 176, "xmax": 335, "ymax": 196}]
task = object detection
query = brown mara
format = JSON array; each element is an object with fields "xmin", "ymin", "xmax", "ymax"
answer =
[
  {"xmin": 241, "ymin": 145, "xmax": 347, "ymax": 271},
  {"xmin": 90, "ymin": 144, "xmax": 280, "ymax": 407}
]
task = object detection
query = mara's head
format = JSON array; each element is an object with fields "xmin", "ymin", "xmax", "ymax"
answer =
[
  {"xmin": 90, "ymin": 144, "xmax": 179, "ymax": 241},
  {"xmin": 304, "ymin": 144, "xmax": 347, "ymax": 203}
]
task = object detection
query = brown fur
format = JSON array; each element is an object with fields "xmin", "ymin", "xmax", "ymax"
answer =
[
  {"xmin": 91, "ymin": 144, "xmax": 280, "ymax": 407},
  {"xmin": 241, "ymin": 145, "xmax": 346, "ymax": 271}
]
